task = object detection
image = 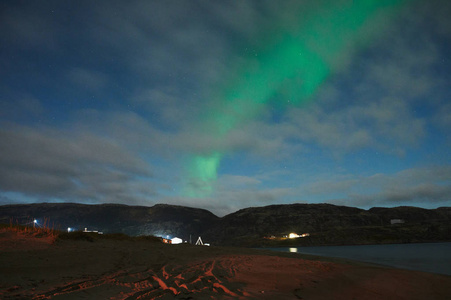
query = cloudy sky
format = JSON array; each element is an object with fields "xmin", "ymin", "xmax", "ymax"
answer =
[{"xmin": 1, "ymin": 0, "xmax": 450, "ymax": 216}]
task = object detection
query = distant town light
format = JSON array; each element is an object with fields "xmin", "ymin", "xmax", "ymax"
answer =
[
  {"xmin": 33, "ymin": 219, "xmax": 37, "ymax": 224},
  {"xmin": 67, "ymin": 227, "xmax": 72, "ymax": 232}
]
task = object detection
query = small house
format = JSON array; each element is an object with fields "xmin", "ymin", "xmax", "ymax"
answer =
[{"xmin": 171, "ymin": 237, "xmax": 183, "ymax": 244}]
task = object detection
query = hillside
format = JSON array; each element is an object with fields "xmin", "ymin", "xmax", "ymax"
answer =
[
  {"xmin": 1, "ymin": 203, "xmax": 450, "ymax": 246},
  {"xmin": 0, "ymin": 203, "xmax": 219, "ymax": 242},
  {"xmin": 203, "ymin": 204, "xmax": 451, "ymax": 246}
]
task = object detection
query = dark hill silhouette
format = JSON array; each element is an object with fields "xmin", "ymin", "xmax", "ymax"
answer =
[
  {"xmin": 1, "ymin": 203, "xmax": 450, "ymax": 246},
  {"xmin": 0, "ymin": 203, "xmax": 219, "ymax": 241},
  {"xmin": 202, "ymin": 204, "xmax": 451, "ymax": 246}
]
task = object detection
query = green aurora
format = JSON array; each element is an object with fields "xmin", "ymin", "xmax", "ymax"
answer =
[{"xmin": 186, "ymin": 0, "xmax": 412, "ymax": 197}]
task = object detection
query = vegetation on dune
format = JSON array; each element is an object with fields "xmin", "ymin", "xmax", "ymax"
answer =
[
  {"xmin": 1, "ymin": 219, "xmax": 162, "ymax": 244},
  {"xmin": 56, "ymin": 231, "xmax": 162, "ymax": 243},
  {"xmin": 0, "ymin": 218, "xmax": 58, "ymax": 239}
]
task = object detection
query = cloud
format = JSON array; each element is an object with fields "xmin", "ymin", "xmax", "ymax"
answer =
[
  {"xmin": 85, "ymin": 0, "xmax": 235, "ymax": 90},
  {"xmin": 162, "ymin": 173, "xmax": 293, "ymax": 216},
  {"xmin": 167, "ymin": 187, "xmax": 294, "ymax": 217},
  {"xmin": 69, "ymin": 109, "xmax": 291, "ymax": 161},
  {"xmin": 435, "ymin": 102, "xmax": 451, "ymax": 133},
  {"xmin": 0, "ymin": 90, "xmax": 44, "ymax": 122},
  {"xmin": 272, "ymin": 2, "xmax": 451, "ymax": 157},
  {"xmin": 0, "ymin": 126, "xmax": 154, "ymax": 204},
  {"xmin": 1, "ymin": 0, "xmax": 439, "ymax": 160},
  {"xmin": 0, "ymin": 1, "xmax": 449, "ymax": 214},
  {"xmin": 67, "ymin": 85, "xmax": 428, "ymax": 174},
  {"xmin": 257, "ymin": 0, "xmax": 448, "ymax": 159},
  {"xmin": 217, "ymin": 175, "xmax": 262, "ymax": 189},
  {"xmin": 361, "ymin": 36, "xmax": 440, "ymax": 100},
  {"xmin": 378, "ymin": 184, "xmax": 451, "ymax": 204},
  {"xmin": 298, "ymin": 166, "xmax": 451, "ymax": 208},
  {"xmin": 218, "ymin": 187, "xmax": 294, "ymax": 211},
  {"xmin": 130, "ymin": 88, "xmax": 204, "ymax": 130},
  {"xmin": 67, "ymin": 68, "xmax": 108, "ymax": 91},
  {"xmin": 341, "ymin": 184, "xmax": 451, "ymax": 208},
  {"xmin": 283, "ymin": 95, "xmax": 425, "ymax": 156},
  {"xmin": 0, "ymin": 195, "xmax": 11, "ymax": 206},
  {"xmin": 0, "ymin": 2, "xmax": 58, "ymax": 50},
  {"xmin": 302, "ymin": 177, "xmax": 358, "ymax": 196}
]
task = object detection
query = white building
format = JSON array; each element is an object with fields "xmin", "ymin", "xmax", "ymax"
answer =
[{"xmin": 171, "ymin": 237, "xmax": 183, "ymax": 244}]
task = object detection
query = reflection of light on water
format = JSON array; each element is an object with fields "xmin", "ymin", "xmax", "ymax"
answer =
[{"xmin": 289, "ymin": 248, "xmax": 298, "ymax": 253}]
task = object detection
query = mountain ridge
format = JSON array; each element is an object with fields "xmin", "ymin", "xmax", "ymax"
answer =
[{"xmin": 1, "ymin": 202, "xmax": 450, "ymax": 246}]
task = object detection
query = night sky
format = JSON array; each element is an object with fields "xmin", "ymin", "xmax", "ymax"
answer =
[{"xmin": 1, "ymin": 0, "xmax": 450, "ymax": 216}]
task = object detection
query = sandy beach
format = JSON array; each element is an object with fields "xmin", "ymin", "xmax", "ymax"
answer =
[{"xmin": 1, "ymin": 231, "xmax": 450, "ymax": 299}]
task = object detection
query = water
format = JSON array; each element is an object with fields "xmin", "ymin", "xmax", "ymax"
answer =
[{"xmin": 269, "ymin": 242, "xmax": 451, "ymax": 276}]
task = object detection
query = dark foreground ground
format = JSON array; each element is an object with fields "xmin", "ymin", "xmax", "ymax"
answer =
[{"xmin": 1, "ymin": 231, "xmax": 450, "ymax": 299}]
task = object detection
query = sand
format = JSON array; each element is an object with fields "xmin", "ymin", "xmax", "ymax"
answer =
[{"xmin": 1, "ymin": 231, "xmax": 450, "ymax": 299}]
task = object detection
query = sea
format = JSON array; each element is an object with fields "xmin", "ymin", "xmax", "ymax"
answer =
[{"xmin": 269, "ymin": 242, "xmax": 451, "ymax": 276}]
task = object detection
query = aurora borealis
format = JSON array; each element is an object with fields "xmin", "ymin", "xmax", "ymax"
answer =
[
  {"xmin": 188, "ymin": 0, "xmax": 410, "ymax": 197},
  {"xmin": 1, "ymin": 0, "xmax": 450, "ymax": 215}
]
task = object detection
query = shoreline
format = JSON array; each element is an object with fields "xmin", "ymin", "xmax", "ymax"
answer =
[
  {"xmin": 1, "ymin": 232, "xmax": 450, "ymax": 299},
  {"xmin": 265, "ymin": 242, "xmax": 451, "ymax": 276},
  {"xmin": 253, "ymin": 237, "xmax": 451, "ymax": 250}
]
